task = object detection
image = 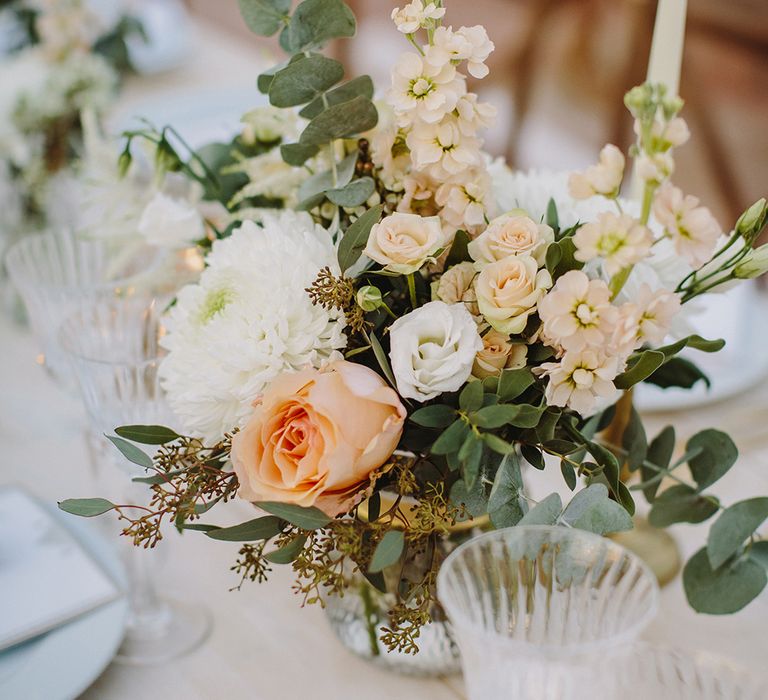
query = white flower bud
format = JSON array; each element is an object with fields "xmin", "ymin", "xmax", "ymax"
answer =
[
  {"xmin": 735, "ymin": 198, "xmax": 768, "ymax": 243},
  {"xmin": 356, "ymin": 285, "xmax": 384, "ymax": 312},
  {"xmin": 734, "ymin": 245, "xmax": 768, "ymax": 279}
]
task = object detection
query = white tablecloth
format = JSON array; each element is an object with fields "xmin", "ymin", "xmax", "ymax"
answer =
[{"xmin": 2, "ymin": 18, "xmax": 768, "ymax": 700}]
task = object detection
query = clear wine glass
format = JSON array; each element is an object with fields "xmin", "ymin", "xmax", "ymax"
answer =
[
  {"xmin": 59, "ymin": 294, "xmax": 211, "ymax": 665},
  {"xmin": 437, "ymin": 525, "xmax": 659, "ymax": 700},
  {"xmin": 4, "ymin": 228, "xmax": 164, "ymax": 387}
]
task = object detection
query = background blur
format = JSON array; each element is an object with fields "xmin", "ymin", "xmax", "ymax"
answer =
[{"xmin": 187, "ymin": 0, "xmax": 768, "ymax": 227}]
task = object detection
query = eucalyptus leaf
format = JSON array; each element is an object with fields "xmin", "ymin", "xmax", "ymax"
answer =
[
  {"xmin": 655, "ymin": 334, "xmax": 726, "ymax": 361},
  {"xmin": 642, "ymin": 425, "xmax": 675, "ymax": 503},
  {"xmin": 431, "ymin": 419, "xmax": 470, "ymax": 455},
  {"xmin": 115, "ymin": 424, "xmax": 180, "ymax": 445},
  {"xmin": 298, "ymin": 151, "xmax": 357, "ymax": 203},
  {"xmin": 521, "ymin": 444, "xmax": 545, "ymax": 470},
  {"xmin": 265, "ymin": 534, "xmax": 308, "ymax": 564},
  {"xmin": 300, "ymin": 75, "xmax": 374, "ymax": 119},
  {"xmin": 498, "ymin": 368, "xmax": 534, "ymax": 402},
  {"xmin": 337, "ymin": 203, "xmax": 383, "ymax": 272},
  {"xmin": 459, "ymin": 433, "xmax": 483, "ymax": 489},
  {"xmin": 280, "ymin": 142, "xmax": 319, "ymax": 166},
  {"xmin": 645, "ymin": 356, "xmax": 710, "ymax": 390},
  {"xmin": 444, "ymin": 229, "xmax": 471, "ymax": 268},
  {"xmin": 299, "ymin": 95, "xmax": 377, "ymax": 145},
  {"xmin": 450, "ymin": 476, "xmax": 489, "ymax": 519},
  {"xmin": 687, "ymin": 429, "xmax": 738, "ymax": 490},
  {"xmin": 707, "ymin": 498, "xmax": 768, "ymax": 569},
  {"xmin": 325, "ymin": 176, "xmax": 374, "ymax": 207},
  {"xmin": 238, "ymin": 0, "xmax": 290, "ymax": 36},
  {"xmin": 684, "ymin": 547, "xmax": 767, "ymax": 614},
  {"xmin": 105, "ymin": 434, "xmax": 153, "ymax": 469},
  {"xmin": 286, "ymin": 0, "xmax": 356, "ymax": 52},
  {"xmin": 258, "ymin": 502, "xmax": 331, "ymax": 529},
  {"xmin": 482, "ymin": 433, "xmax": 515, "ymax": 455},
  {"xmin": 369, "ymin": 530, "xmax": 405, "ymax": 573},
  {"xmin": 269, "ymin": 54, "xmax": 344, "ymax": 107},
  {"xmin": 749, "ymin": 541, "xmax": 768, "ymax": 569},
  {"xmin": 519, "ymin": 493, "xmax": 562, "ymax": 526},
  {"xmin": 206, "ymin": 516, "xmax": 283, "ymax": 542},
  {"xmin": 621, "ymin": 407, "xmax": 647, "ymax": 472},
  {"xmin": 58, "ymin": 498, "xmax": 116, "ymax": 517},
  {"xmin": 615, "ymin": 350, "xmax": 665, "ymax": 390},
  {"xmin": 560, "ymin": 460, "xmax": 577, "ymax": 490},
  {"xmin": 488, "ymin": 452, "xmax": 527, "ymax": 528},
  {"xmin": 561, "ymin": 483, "xmax": 609, "ymax": 525},
  {"xmin": 367, "ymin": 329, "xmax": 397, "ymax": 390},
  {"xmin": 648, "ymin": 484, "xmax": 719, "ymax": 527}
]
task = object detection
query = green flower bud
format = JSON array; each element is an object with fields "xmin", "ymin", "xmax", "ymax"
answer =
[
  {"xmin": 154, "ymin": 138, "xmax": 182, "ymax": 179},
  {"xmin": 734, "ymin": 244, "xmax": 768, "ymax": 279},
  {"xmin": 356, "ymin": 285, "xmax": 384, "ymax": 312},
  {"xmin": 735, "ymin": 198, "xmax": 768, "ymax": 243},
  {"xmin": 624, "ymin": 83, "xmax": 654, "ymax": 118},
  {"xmin": 117, "ymin": 148, "xmax": 132, "ymax": 179}
]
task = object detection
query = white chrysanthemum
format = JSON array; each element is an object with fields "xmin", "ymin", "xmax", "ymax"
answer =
[{"xmin": 159, "ymin": 211, "xmax": 347, "ymax": 442}]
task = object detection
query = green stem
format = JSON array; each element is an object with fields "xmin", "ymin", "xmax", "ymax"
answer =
[
  {"xmin": 407, "ymin": 273, "xmax": 418, "ymax": 309},
  {"xmin": 406, "ymin": 33, "xmax": 425, "ymax": 55},
  {"xmin": 610, "ymin": 182, "xmax": 655, "ymax": 299},
  {"xmin": 359, "ymin": 580, "xmax": 381, "ymax": 657}
]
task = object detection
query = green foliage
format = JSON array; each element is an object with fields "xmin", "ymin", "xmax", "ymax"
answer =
[
  {"xmin": 488, "ymin": 453, "xmax": 527, "ymax": 528},
  {"xmin": 519, "ymin": 493, "xmax": 562, "ymax": 526},
  {"xmin": 59, "ymin": 498, "xmax": 116, "ymax": 517},
  {"xmin": 707, "ymin": 498, "xmax": 768, "ymax": 569},
  {"xmin": 105, "ymin": 435, "xmax": 153, "ymax": 469},
  {"xmin": 238, "ymin": 0, "xmax": 290, "ymax": 36},
  {"xmin": 258, "ymin": 502, "xmax": 331, "ymax": 529},
  {"xmin": 369, "ymin": 530, "xmax": 405, "ymax": 572},
  {"xmin": 325, "ymin": 176, "xmax": 375, "ymax": 206},
  {"xmin": 687, "ymin": 429, "xmax": 738, "ymax": 489},
  {"xmin": 366, "ymin": 329, "xmax": 398, "ymax": 390},
  {"xmin": 431, "ymin": 419, "xmax": 470, "ymax": 455},
  {"xmin": 459, "ymin": 380, "xmax": 484, "ymax": 412},
  {"xmin": 299, "ymin": 95, "xmax": 378, "ymax": 145},
  {"xmin": 683, "ymin": 547, "xmax": 767, "ymax": 614},
  {"xmin": 545, "ymin": 237, "xmax": 583, "ymax": 278},
  {"xmin": 300, "ymin": 75, "xmax": 374, "ymax": 119},
  {"xmin": 268, "ymin": 54, "xmax": 344, "ymax": 107},
  {"xmin": 642, "ymin": 426, "xmax": 675, "ymax": 502},
  {"xmin": 546, "ymin": 198, "xmax": 559, "ymax": 235},
  {"xmin": 265, "ymin": 534, "xmax": 308, "ymax": 564},
  {"xmin": 645, "ymin": 356, "xmax": 710, "ymax": 389},
  {"xmin": 337, "ymin": 204, "xmax": 384, "ymax": 272},
  {"xmin": 206, "ymin": 516, "xmax": 284, "ymax": 542},
  {"xmin": 284, "ymin": 0, "xmax": 356, "ymax": 53},
  {"xmin": 498, "ymin": 368, "xmax": 535, "ymax": 401},
  {"xmin": 648, "ymin": 485, "xmax": 719, "ymax": 527},
  {"xmin": 621, "ymin": 407, "xmax": 647, "ymax": 472},
  {"xmin": 615, "ymin": 350, "xmax": 665, "ymax": 390},
  {"xmin": 561, "ymin": 483, "xmax": 633, "ymax": 535},
  {"xmin": 280, "ymin": 142, "xmax": 319, "ymax": 166},
  {"xmin": 115, "ymin": 425, "xmax": 180, "ymax": 445},
  {"xmin": 444, "ymin": 230, "xmax": 471, "ymax": 268},
  {"xmin": 409, "ymin": 405, "xmax": 456, "ymax": 428}
]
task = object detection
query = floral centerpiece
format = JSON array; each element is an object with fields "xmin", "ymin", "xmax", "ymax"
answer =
[
  {"xmin": 61, "ymin": 0, "xmax": 768, "ymax": 659},
  {"xmin": 0, "ymin": 0, "xmax": 143, "ymax": 232}
]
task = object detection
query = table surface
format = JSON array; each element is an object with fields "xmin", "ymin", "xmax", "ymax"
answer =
[{"xmin": 3, "ymin": 18, "xmax": 768, "ymax": 700}]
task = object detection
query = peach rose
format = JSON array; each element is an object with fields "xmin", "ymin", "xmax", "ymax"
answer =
[
  {"xmin": 364, "ymin": 212, "xmax": 449, "ymax": 274},
  {"xmin": 472, "ymin": 330, "xmax": 528, "ymax": 379},
  {"xmin": 231, "ymin": 360, "xmax": 406, "ymax": 517},
  {"xmin": 468, "ymin": 212, "xmax": 554, "ymax": 267}
]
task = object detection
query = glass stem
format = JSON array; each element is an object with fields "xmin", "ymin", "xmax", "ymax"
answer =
[{"xmin": 123, "ymin": 541, "xmax": 172, "ymax": 640}]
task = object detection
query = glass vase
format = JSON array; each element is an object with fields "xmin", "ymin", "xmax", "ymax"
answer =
[
  {"xmin": 437, "ymin": 525, "xmax": 659, "ymax": 700},
  {"xmin": 324, "ymin": 514, "xmax": 488, "ymax": 677}
]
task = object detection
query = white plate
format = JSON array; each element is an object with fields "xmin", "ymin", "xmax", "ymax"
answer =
[{"xmin": 0, "ymin": 496, "xmax": 128, "ymax": 700}]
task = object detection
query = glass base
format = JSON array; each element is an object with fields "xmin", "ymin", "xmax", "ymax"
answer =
[
  {"xmin": 611, "ymin": 517, "xmax": 681, "ymax": 587},
  {"xmin": 115, "ymin": 598, "xmax": 212, "ymax": 666}
]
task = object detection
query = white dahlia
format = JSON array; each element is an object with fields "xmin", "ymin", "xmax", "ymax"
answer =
[{"xmin": 159, "ymin": 211, "xmax": 347, "ymax": 442}]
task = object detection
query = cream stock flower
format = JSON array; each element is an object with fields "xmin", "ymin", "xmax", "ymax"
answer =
[
  {"xmin": 635, "ymin": 284, "xmax": 681, "ymax": 344},
  {"xmin": 536, "ymin": 349, "xmax": 620, "ymax": 415},
  {"xmin": 568, "ymin": 144, "xmax": 625, "ymax": 199},
  {"xmin": 637, "ymin": 152, "xmax": 674, "ymax": 185},
  {"xmin": 425, "ymin": 25, "xmax": 494, "ymax": 79},
  {"xmin": 573, "ymin": 212, "xmax": 653, "ymax": 275},
  {"xmin": 364, "ymin": 212, "xmax": 448, "ymax": 274},
  {"xmin": 433, "ymin": 261, "xmax": 478, "ymax": 315},
  {"xmin": 472, "ymin": 330, "xmax": 528, "ymax": 379},
  {"xmin": 391, "ymin": 0, "xmax": 445, "ymax": 34},
  {"xmin": 538, "ymin": 270, "xmax": 619, "ymax": 352},
  {"xmin": 231, "ymin": 361, "xmax": 406, "ymax": 517},
  {"xmin": 388, "ymin": 300, "xmax": 482, "ymax": 401},
  {"xmin": 468, "ymin": 213, "xmax": 554, "ymax": 267},
  {"xmin": 455, "ymin": 93, "xmax": 497, "ymax": 136},
  {"xmin": 476, "ymin": 254, "xmax": 552, "ymax": 335},
  {"xmin": 407, "ymin": 116, "xmax": 481, "ymax": 178},
  {"xmin": 653, "ymin": 182, "xmax": 722, "ymax": 268},
  {"xmin": 456, "ymin": 26, "xmax": 495, "ymax": 79},
  {"xmin": 397, "ymin": 171, "xmax": 440, "ymax": 216},
  {"xmin": 388, "ymin": 52, "xmax": 465, "ymax": 125},
  {"xmin": 435, "ymin": 169, "xmax": 495, "ymax": 231}
]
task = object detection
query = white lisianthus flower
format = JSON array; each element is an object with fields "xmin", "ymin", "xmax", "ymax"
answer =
[
  {"xmin": 138, "ymin": 192, "xmax": 205, "ymax": 249},
  {"xmin": 653, "ymin": 182, "xmax": 722, "ymax": 268},
  {"xmin": 388, "ymin": 300, "xmax": 482, "ymax": 401},
  {"xmin": 536, "ymin": 349, "xmax": 620, "ymax": 415},
  {"xmin": 472, "ymin": 330, "xmax": 528, "ymax": 379},
  {"xmin": 364, "ymin": 212, "xmax": 448, "ymax": 274},
  {"xmin": 388, "ymin": 53, "xmax": 465, "ymax": 125},
  {"xmin": 391, "ymin": 0, "xmax": 445, "ymax": 34},
  {"xmin": 468, "ymin": 213, "xmax": 554, "ymax": 268},
  {"xmin": 435, "ymin": 168, "xmax": 495, "ymax": 232},
  {"xmin": 407, "ymin": 116, "xmax": 480, "ymax": 179},
  {"xmin": 476, "ymin": 254, "xmax": 552, "ymax": 335},
  {"xmin": 538, "ymin": 270, "xmax": 618, "ymax": 352},
  {"xmin": 159, "ymin": 211, "xmax": 347, "ymax": 442},
  {"xmin": 241, "ymin": 106, "xmax": 297, "ymax": 144},
  {"xmin": 433, "ymin": 261, "xmax": 479, "ymax": 316},
  {"xmin": 568, "ymin": 144, "xmax": 625, "ymax": 200},
  {"xmin": 456, "ymin": 25, "xmax": 495, "ymax": 79},
  {"xmin": 573, "ymin": 212, "xmax": 653, "ymax": 275},
  {"xmin": 455, "ymin": 93, "xmax": 497, "ymax": 136}
]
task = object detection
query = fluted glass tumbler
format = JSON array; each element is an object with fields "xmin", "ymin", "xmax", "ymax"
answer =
[
  {"xmin": 437, "ymin": 526, "xmax": 659, "ymax": 700},
  {"xmin": 5, "ymin": 228, "xmax": 162, "ymax": 386},
  {"xmin": 59, "ymin": 295, "xmax": 211, "ymax": 665}
]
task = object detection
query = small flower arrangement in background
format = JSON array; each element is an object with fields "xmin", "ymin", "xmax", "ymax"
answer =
[
  {"xmin": 0, "ymin": 0, "xmax": 144, "ymax": 231},
  {"xmin": 61, "ymin": 0, "xmax": 768, "ymax": 652}
]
